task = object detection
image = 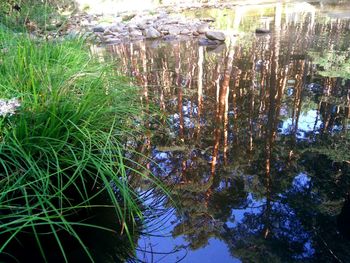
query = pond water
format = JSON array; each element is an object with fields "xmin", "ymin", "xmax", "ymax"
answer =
[{"xmin": 105, "ymin": 1, "xmax": 350, "ymax": 262}]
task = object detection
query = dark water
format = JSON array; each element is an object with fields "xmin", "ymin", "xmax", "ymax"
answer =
[{"xmin": 106, "ymin": 2, "xmax": 350, "ymax": 262}]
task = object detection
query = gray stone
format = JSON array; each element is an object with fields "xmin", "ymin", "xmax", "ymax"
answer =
[
  {"xmin": 180, "ymin": 28, "xmax": 191, "ymax": 35},
  {"xmin": 130, "ymin": 30, "xmax": 143, "ymax": 38},
  {"xmin": 205, "ymin": 31, "xmax": 226, "ymax": 41},
  {"xmin": 122, "ymin": 13, "xmax": 136, "ymax": 22},
  {"xmin": 160, "ymin": 30, "xmax": 169, "ymax": 35},
  {"xmin": 92, "ymin": 26, "xmax": 105, "ymax": 32},
  {"xmin": 168, "ymin": 26, "xmax": 181, "ymax": 35},
  {"xmin": 165, "ymin": 19, "xmax": 179, "ymax": 25},
  {"xmin": 137, "ymin": 23, "xmax": 147, "ymax": 30},
  {"xmin": 197, "ymin": 23, "xmax": 209, "ymax": 34},
  {"xmin": 109, "ymin": 23, "xmax": 125, "ymax": 33},
  {"xmin": 157, "ymin": 12, "xmax": 168, "ymax": 19},
  {"xmin": 145, "ymin": 27, "xmax": 161, "ymax": 39},
  {"xmin": 103, "ymin": 29, "xmax": 114, "ymax": 36},
  {"xmin": 128, "ymin": 24, "xmax": 138, "ymax": 32}
]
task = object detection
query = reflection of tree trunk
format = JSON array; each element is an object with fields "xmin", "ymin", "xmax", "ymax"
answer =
[
  {"xmin": 140, "ymin": 42, "xmax": 151, "ymax": 151},
  {"xmin": 232, "ymin": 66, "xmax": 241, "ymax": 145},
  {"xmin": 196, "ymin": 46, "xmax": 204, "ymax": 141},
  {"xmin": 177, "ymin": 85, "xmax": 184, "ymax": 143},
  {"xmin": 257, "ymin": 42, "xmax": 267, "ymax": 139},
  {"xmin": 211, "ymin": 46, "xmax": 235, "ymax": 176},
  {"xmin": 223, "ymin": 79, "xmax": 231, "ymax": 165},
  {"xmin": 174, "ymin": 43, "xmax": 184, "ymax": 142},
  {"xmin": 263, "ymin": 10, "xmax": 283, "ymax": 238},
  {"xmin": 292, "ymin": 60, "xmax": 306, "ymax": 138},
  {"xmin": 249, "ymin": 41, "xmax": 256, "ymax": 155}
]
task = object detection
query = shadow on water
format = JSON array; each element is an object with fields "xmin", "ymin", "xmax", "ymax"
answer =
[
  {"xmin": 0, "ymin": 190, "xmax": 138, "ymax": 263},
  {"xmin": 102, "ymin": 1, "xmax": 350, "ymax": 262}
]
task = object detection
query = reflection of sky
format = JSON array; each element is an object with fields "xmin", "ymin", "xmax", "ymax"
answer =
[
  {"xmin": 137, "ymin": 209, "xmax": 240, "ymax": 263},
  {"xmin": 170, "ymin": 100, "xmax": 199, "ymax": 130},
  {"xmin": 220, "ymin": 173, "xmax": 315, "ymax": 260},
  {"xmin": 138, "ymin": 235, "xmax": 239, "ymax": 263},
  {"xmin": 137, "ymin": 211, "xmax": 187, "ymax": 262},
  {"xmin": 292, "ymin": 172, "xmax": 311, "ymax": 190},
  {"xmin": 151, "ymin": 149, "xmax": 174, "ymax": 177},
  {"xmin": 280, "ymin": 110, "xmax": 322, "ymax": 138},
  {"xmin": 142, "ymin": 164, "xmax": 317, "ymax": 262},
  {"xmin": 228, "ymin": 193, "xmax": 264, "ymax": 228}
]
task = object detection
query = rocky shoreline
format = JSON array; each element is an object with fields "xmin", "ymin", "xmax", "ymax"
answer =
[
  {"xmin": 20, "ymin": 1, "xmax": 277, "ymax": 46},
  {"xmin": 66, "ymin": 8, "xmax": 234, "ymax": 46}
]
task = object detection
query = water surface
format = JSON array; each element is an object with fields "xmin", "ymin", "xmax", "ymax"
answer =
[{"xmin": 107, "ymin": 2, "xmax": 350, "ymax": 262}]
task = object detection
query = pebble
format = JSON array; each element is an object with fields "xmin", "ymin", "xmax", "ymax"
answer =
[
  {"xmin": 92, "ymin": 26, "xmax": 105, "ymax": 32},
  {"xmin": 197, "ymin": 23, "xmax": 209, "ymax": 34},
  {"xmin": 78, "ymin": 7, "xmax": 238, "ymax": 44},
  {"xmin": 205, "ymin": 31, "xmax": 226, "ymax": 41},
  {"xmin": 145, "ymin": 27, "xmax": 161, "ymax": 39}
]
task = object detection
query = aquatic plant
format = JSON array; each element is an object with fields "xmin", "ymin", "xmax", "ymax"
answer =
[{"xmin": 0, "ymin": 26, "xmax": 156, "ymax": 261}]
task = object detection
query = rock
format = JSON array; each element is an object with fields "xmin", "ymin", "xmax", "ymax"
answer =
[
  {"xmin": 197, "ymin": 23, "xmax": 209, "ymax": 34},
  {"xmin": 128, "ymin": 24, "xmax": 138, "ymax": 32},
  {"xmin": 92, "ymin": 26, "xmax": 105, "ymax": 33},
  {"xmin": 145, "ymin": 27, "xmax": 161, "ymax": 39},
  {"xmin": 180, "ymin": 28, "xmax": 191, "ymax": 35},
  {"xmin": 122, "ymin": 13, "xmax": 136, "ymax": 22},
  {"xmin": 205, "ymin": 31, "xmax": 225, "ymax": 41},
  {"xmin": 168, "ymin": 26, "xmax": 181, "ymax": 35},
  {"xmin": 130, "ymin": 29, "xmax": 143, "ymax": 38},
  {"xmin": 193, "ymin": 31, "xmax": 200, "ymax": 36},
  {"xmin": 103, "ymin": 29, "xmax": 114, "ymax": 36},
  {"xmin": 255, "ymin": 28, "xmax": 271, "ymax": 34},
  {"xmin": 109, "ymin": 24, "xmax": 125, "ymax": 33},
  {"xmin": 165, "ymin": 19, "xmax": 179, "ymax": 25},
  {"xmin": 160, "ymin": 30, "xmax": 169, "ymax": 35},
  {"xmin": 157, "ymin": 12, "xmax": 168, "ymax": 19},
  {"xmin": 137, "ymin": 23, "xmax": 148, "ymax": 30}
]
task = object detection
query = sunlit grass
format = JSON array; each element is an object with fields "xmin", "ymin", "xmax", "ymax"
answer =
[{"xmin": 0, "ymin": 26, "xmax": 161, "ymax": 261}]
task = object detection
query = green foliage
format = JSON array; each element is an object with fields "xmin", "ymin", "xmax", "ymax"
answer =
[
  {"xmin": 0, "ymin": 27, "xmax": 156, "ymax": 261},
  {"xmin": 0, "ymin": 0, "xmax": 75, "ymax": 32}
]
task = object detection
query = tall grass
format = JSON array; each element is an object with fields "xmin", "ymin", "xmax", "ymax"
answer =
[
  {"xmin": 0, "ymin": 26, "xmax": 153, "ymax": 262},
  {"xmin": 0, "ymin": 0, "xmax": 74, "ymax": 32}
]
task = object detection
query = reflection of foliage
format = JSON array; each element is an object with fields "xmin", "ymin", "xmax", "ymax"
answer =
[
  {"xmin": 303, "ymin": 133, "xmax": 350, "ymax": 164},
  {"xmin": 310, "ymin": 51, "xmax": 350, "ymax": 80},
  {"xmin": 112, "ymin": 6, "xmax": 350, "ymax": 261},
  {"xmin": 182, "ymin": 6, "xmax": 275, "ymax": 32}
]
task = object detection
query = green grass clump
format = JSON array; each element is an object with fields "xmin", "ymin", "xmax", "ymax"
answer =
[{"xmin": 0, "ymin": 27, "xmax": 149, "ymax": 261}]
